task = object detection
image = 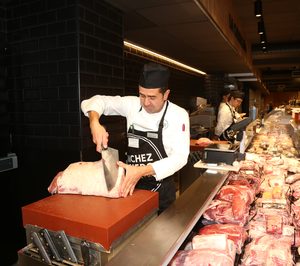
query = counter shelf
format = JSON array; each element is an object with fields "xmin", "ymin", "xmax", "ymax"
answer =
[{"xmin": 106, "ymin": 169, "xmax": 229, "ymax": 266}]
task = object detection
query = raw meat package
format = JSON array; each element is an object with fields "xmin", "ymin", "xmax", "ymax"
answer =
[
  {"xmin": 195, "ymin": 137, "xmax": 213, "ymax": 147},
  {"xmin": 240, "ymin": 234, "xmax": 294, "ymax": 266},
  {"xmin": 170, "ymin": 249, "xmax": 234, "ymax": 266},
  {"xmin": 198, "ymin": 223, "xmax": 248, "ymax": 254},
  {"xmin": 170, "ymin": 234, "xmax": 236, "ymax": 266},
  {"xmin": 48, "ymin": 160, "xmax": 124, "ymax": 198}
]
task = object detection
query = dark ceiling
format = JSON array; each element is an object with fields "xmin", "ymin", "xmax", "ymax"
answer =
[{"xmin": 110, "ymin": 0, "xmax": 300, "ymax": 94}]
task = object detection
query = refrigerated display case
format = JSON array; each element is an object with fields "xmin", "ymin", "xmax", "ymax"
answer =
[{"xmin": 18, "ymin": 108, "xmax": 300, "ymax": 266}]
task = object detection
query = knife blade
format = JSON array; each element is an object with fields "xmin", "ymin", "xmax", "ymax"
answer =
[{"xmin": 101, "ymin": 147, "xmax": 119, "ymax": 191}]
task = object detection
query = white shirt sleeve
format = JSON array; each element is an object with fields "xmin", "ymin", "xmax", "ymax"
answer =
[
  {"xmin": 81, "ymin": 95, "xmax": 139, "ymax": 122},
  {"xmin": 81, "ymin": 96, "xmax": 190, "ymax": 181}
]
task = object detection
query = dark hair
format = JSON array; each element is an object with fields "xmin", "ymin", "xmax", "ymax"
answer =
[{"xmin": 159, "ymin": 87, "xmax": 168, "ymax": 94}]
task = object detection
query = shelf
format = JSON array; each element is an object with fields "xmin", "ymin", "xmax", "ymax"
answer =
[{"xmin": 106, "ymin": 170, "xmax": 229, "ymax": 266}]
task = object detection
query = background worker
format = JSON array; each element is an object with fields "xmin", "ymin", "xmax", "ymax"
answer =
[{"xmin": 214, "ymin": 90, "xmax": 245, "ymax": 142}]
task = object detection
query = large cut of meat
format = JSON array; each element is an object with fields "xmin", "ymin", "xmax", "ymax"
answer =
[
  {"xmin": 48, "ymin": 160, "xmax": 124, "ymax": 198},
  {"xmin": 195, "ymin": 137, "xmax": 213, "ymax": 147},
  {"xmin": 227, "ymin": 171, "xmax": 261, "ymax": 194},
  {"xmin": 215, "ymin": 185, "xmax": 254, "ymax": 220},
  {"xmin": 203, "ymin": 199, "xmax": 249, "ymax": 226},
  {"xmin": 198, "ymin": 223, "xmax": 248, "ymax": 254},
  {"xmin": 170, "ymin": 248, "xmax": 235, "ymax": 266},
  {"xmin": 241, "ymin": 235, "xmax": 294, "ymax": 266},
  {"xmin": 286, "ymin": 173, "xmax": 300, "ymax": 184},
  {"xmin": 192, "ymin": 234, "xmax": 236, "ymax": 261}
]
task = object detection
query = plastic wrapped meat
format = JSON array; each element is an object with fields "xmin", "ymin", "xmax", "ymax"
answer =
[
  {"xmin": 170, "ymin": 248, "xmax": 235, "ymax": 266},
  {"xmin": 192, "ymin": 234, "xmax": 236, "ymax": 261},
  {"xmin": 203, "ymin": 199, "xmax": 250, "ymax": 226},
  {"xmin": 286, "ymin": 173, "xmax": 300, "ymax": 184},
  {"xmin": 48, "ymin": 160, "xmax": 124, "ymax": 198},
  {"xmin": 195, "ymin": 137, "xmax": 213, "ymax": 147},
  {"xmin": 198, "ymin": 223, "xmax": 248, "ymax": 254},
  {"xmin": 215, "ymin": 185, "xmax": 255, "ymax": 220},
  {"xmin": 241, "ymin": 235, "xmax": 294, "ymax": 266}
]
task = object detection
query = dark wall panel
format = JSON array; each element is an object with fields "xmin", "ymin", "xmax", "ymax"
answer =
[{"xmin": 79, "ymin": 0, "xmax": 125, "ymax": 161}]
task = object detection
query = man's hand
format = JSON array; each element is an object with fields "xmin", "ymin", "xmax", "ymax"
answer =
[
  {"xmin": 88, "ymin": 111, "xmax": 109, "ymax": 152},
  {"xmin": 117, "ymin": 162, "xmax": 155, "ymax": 197},
  {"xmin": 239, "ymin": 113, "xmax": 247, "ymax": 118}
]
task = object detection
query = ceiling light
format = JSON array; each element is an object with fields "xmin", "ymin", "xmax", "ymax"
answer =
[
  {"xmin": 254, "ymin": 0, "xmax": 262, "ymax": 18},
  {"xmin": 237, "ymin": 78, "xmax": 258, "ymax": 82},
  {"xmin": 258, "ymin": 20, "xmax": 265, "ymax": 35},
  {"xmin": 228, "ymin": 73, "xmax": 254, "ymax": 77},
  {"xmin": 262, "ymin": 45, "xmax": 268, "ymax": 53},
  {"xmin": 124, "ymin": 40, "xmax": 206, "ymax": 76},
  {"xmin": 260, "ymin": 34, "xmax": 266, "ymax": 44}
]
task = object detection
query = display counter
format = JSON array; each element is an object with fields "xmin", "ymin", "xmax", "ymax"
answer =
[
  {"xmin": 106, "ymin": 169, "xmax": 229, "ymax": 266},
  {"xmin": 18, "ymin": 168, "xmax": 229, "ymax": 266},
  {"xmin": 17, "ymin": 108, "xmax": 300, "ymax": 266},
  {"xmin": 107, "ymin": 109, "xmax": 300, "ymax": 266}
]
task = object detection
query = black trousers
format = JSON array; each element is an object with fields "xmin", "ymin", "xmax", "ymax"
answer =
[{"xmin": 136, "ymin": 176, "xmax": 176, "ymax": 214}]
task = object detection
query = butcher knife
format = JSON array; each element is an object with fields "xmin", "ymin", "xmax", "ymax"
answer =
[{"xmin": 101, "ymin": 147, "xmax": 119, "ymax": 190}]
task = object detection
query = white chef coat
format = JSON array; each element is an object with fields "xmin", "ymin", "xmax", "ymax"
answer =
[
  {"xmin": 81, "ymin": 95, "xmax": 190, "ymax": 181},
  {"xmin": 215, "ymin": 102, "xmax": 239, "ymax": 137}
]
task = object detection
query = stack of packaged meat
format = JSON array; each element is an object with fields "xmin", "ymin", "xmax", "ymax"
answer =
[
  {"xmin": 171, "ymin": 110, "xmax": 300, "ymax": 265},
  {"xmin": 170, "ymin": 160, "xmax": 258, "ymax": 266},
  {"xmin": 247, "ymin": 110, "xmax": 299, "ymax": 158}
]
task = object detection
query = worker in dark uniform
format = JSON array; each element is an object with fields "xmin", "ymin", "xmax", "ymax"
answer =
[{"xmin": 81, "ymin": 62, "xmax": 190, "ymax": 213}]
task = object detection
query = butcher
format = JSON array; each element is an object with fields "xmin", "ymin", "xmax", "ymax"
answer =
[
  {"xmin": 214, "ymin": 90, "xmax": 245, "ymax": 142},
  {"xmin": 81, "ymin": 62, "xmax": 190, "ymax": 214}
]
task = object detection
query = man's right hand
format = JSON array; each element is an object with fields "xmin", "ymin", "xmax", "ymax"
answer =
[{"xmin": 88, "ymin": 111, "xmax": 109, "ymax": 153}]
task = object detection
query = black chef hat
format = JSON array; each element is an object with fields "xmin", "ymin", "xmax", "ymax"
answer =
[
  {"xmin": 221, "ymin": 87, "xmax": 231, "ymax": 97},
  {"xmin": 230, "ymin": 90, "xmax": 244, "ymax": 99},
  {"xmin": 139, "ymin": 62, "xmax": 170, "ymax": 88}
]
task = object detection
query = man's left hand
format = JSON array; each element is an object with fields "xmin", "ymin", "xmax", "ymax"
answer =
[
  {"xmin": 117, "ymin": 161, "xmax": 142, "ymax": 197},
  {"xmin": 117, "ymin": 162, "xmax": 155, "ymax": 197}
]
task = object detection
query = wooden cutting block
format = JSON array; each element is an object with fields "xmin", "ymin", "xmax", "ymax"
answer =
[
  {"xmin": 190, "ymin": 139, "xmax": 229, "ymax": 151},
  {"xmin": 22, "ymin": 190, "xmax": 158, "ymax": 250}
]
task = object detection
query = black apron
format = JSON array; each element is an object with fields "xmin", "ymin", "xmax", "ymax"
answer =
[
  {"xmin": 126, "ymin": 101, "xmax": 176, "ymax": 214},
  {"xmin": 220, "ymin": 103, "xmax": 237, "ymax": 143}
]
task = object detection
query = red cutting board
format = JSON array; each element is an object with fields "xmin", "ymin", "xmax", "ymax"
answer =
[{"xmin": 22, "ymin": 190, "xmax": 158, "ymax": 250}]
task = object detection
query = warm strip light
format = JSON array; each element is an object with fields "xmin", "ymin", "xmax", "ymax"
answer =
[
  {"xmin": 124, "ymin": 40, "xmax": 206, "ymax": 76},
  {"xmin": 237, "ymin": 78, "xmax": 258, "ymax": 82},
  {"xmin": 228, "ymin": 72, "xmax": 254, "ymax": 77}
]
